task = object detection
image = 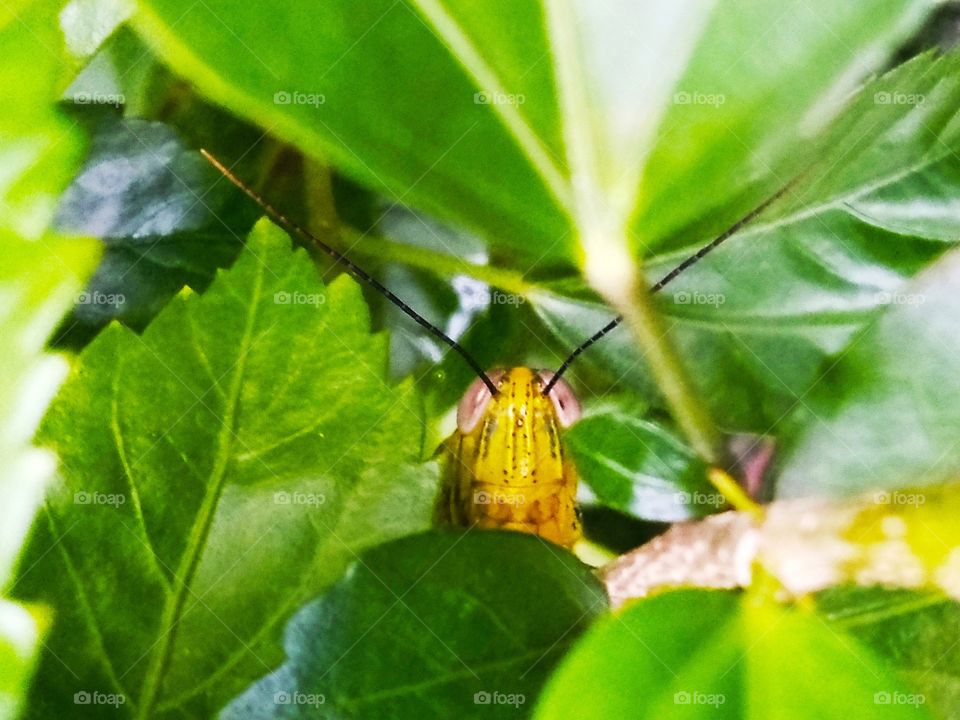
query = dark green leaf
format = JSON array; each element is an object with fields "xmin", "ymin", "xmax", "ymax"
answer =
[
  {"xmin": 566, "ymin": 403, "xmax": 715, "ymax": 521},
  {"xmin": 223, "ymin": 530, "xmax": 608, "ymax": 720},
  {"xmin": 52, "ymin": 115, "xmax": 260, "ymax": 347}
]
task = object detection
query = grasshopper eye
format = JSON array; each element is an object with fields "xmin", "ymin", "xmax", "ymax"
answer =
[
  {"xmin": 457, "ymin": 370, "xmax": 503, "ymax": 433},
  {"xmin": 537, "ymin": 371, "xmax": 581, "ymax": 427}
]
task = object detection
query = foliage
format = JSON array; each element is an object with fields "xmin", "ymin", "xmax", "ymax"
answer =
[{"xmin": 4, "ymin": 0, "xmax": 960, "ymax": 718}]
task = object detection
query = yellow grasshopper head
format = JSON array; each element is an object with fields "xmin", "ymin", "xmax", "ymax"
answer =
[{"xmin": 439, "ymin": 367, "xmax": 583, "ymax": 548}]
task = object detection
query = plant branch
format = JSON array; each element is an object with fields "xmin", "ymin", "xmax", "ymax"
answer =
[{"xmin": 618, "ymin": 272, "xmax": 722, "ymax": 463}]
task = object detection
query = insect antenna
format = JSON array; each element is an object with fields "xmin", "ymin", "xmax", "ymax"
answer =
[
  {"xmin": 201, "ymin": 149, "xmax": 499, "ymax": 395},
  {"xmin": 542, "ymin": 176, "xmax": 802, "ymax": 395}
]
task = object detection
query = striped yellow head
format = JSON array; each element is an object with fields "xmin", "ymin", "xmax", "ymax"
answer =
[{"xmin": 436, "ymin": 367, "xmax": 582, "ymax": 548}]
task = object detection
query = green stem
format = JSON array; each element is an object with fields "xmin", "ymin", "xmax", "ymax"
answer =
[
  {"xmin": 619, "ymin": 275, "xmax": 722, "ymax": 463},
  {"xmin": 299, "ymin": 155, "xmax": 533, "ymax": 297},
  {"xmin": 340, "ymin": 227, "xmax": 533, "ymax": 296}
]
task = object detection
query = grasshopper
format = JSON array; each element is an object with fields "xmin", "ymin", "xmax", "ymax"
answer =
[{"xmin": 204, "ymin": 149, "xmax": 794, "ymax": 549}]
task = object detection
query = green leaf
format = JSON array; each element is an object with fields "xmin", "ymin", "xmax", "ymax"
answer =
[
  {"xmin": 631, "ymin": 3, "xmax": 944, "ymax": 254},
  {"xmin": 51, "ymin": 114, "xmax": 260, "ymax": 347},
  {"xmin": 0, "ymin": 601, "xmax": 50, "ymax": 720},
  {"xmin": 63, "ymin": 24, "xmax": 171, "ymax": 117},
  {"xmin": 534, "ymin": 49, "xmax": 960, "ymax": 432},
  {"xmin": 132, "ymin": 0, "xmax": 933, "ymax": 268},
  {"xmin": 0, "ymin": 236, "xmax": 98, "ymax": 582},
  {"xmin": 818, "ymin": 586, "xmax": 960, "ymax": 720},
  {"xmin": 12, "ymin": 219, "xmax": 439, "ymax": 719},
  {"xmin": 134, "ymin": 0, "xmax": 572, "ymax": 264},
  {"xmin": 0, "ymin": 1, "xmax": 102, "ymax": 717},
  {"xmin": 565, "ymin": 402, "xmax": 716, "ymax": 521},
  {"xmin": 58, "ymin": 0, "xmax": 132, "ymax": 62},
  {"xmin": 776, "ymin": 246, "xmax": 960, "ymax": 497},
  {"xmin": 533, "ymin": 590, "xmax": 931, "ymax": 719},
  {"xmin": 222, "ymin": 531, "xmax": 608, "ymax": 719},
  {"xmin": 1, "ymin": 0, "xmax": 87, "ymax": 237}
]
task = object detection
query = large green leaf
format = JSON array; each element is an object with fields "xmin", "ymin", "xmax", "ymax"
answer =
[
  {"xmin": 223, "ymin": 531, "xmax": 608, "ymax": 719},
  {"xmin": 12, "ymin": 220, "xmax": 439, "ymax": 719},
  {"xmin": 533, "ymin": 49, "xmax": 960, "ymax": 432},
  {"xmin": 133, "ymin": 0, "xmax": 932, "ymax": 269},
  {"xmin": 135, "ymin": 0, "xmax": 572, "ymax": 263},
  {"xmin": 534, "ymin": 590, "xmax": 930, "ymax": 719},
  {"xmin": 776, "ymin": 246, "xmax": 960, "ymax": 496}
]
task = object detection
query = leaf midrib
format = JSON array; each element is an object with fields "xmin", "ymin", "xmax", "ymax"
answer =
[
  {"xmin": 136, "ymin": 260, "xmax": 266, "ymax": 719},
  {"xmin": 408, "ymin": 0, "xmax": 574, "ymax": 216}
]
